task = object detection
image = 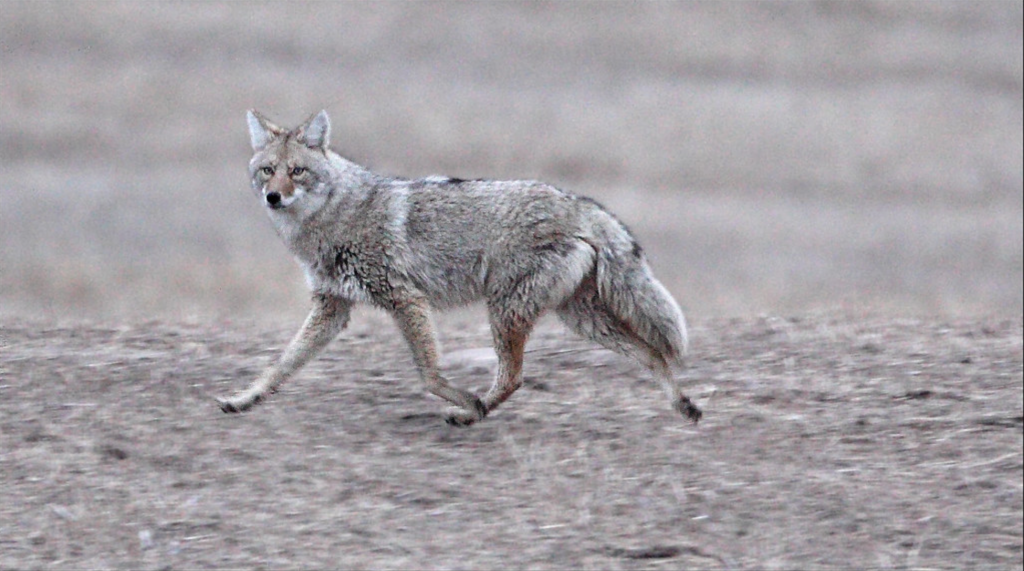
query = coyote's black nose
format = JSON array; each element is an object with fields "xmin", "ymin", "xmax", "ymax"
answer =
[{"xmin": 266, "ymin": 192, "xmax": 281, "ymax": 206}]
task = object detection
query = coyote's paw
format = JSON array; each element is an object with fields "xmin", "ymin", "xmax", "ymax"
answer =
[
  {"xmin": 443, "ymin": 397, "xmax": 488, "ymax": 427},
  {"xmin": 675, "ymin": 396, "xmax": 702, "ymax": 423},
  {"xmin": 216, "ymin": 393, "xmax": 262, "ymax": 414}
]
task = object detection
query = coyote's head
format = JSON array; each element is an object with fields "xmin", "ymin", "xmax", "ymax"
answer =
[{"xmin": 246, "ymin": 110, "xmax": 333, "ymax": 215}]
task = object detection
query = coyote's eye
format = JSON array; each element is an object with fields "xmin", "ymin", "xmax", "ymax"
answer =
[
  {"xmin": 290, "ymin": 166, "xmax": 306, "ymax": 177},
  {"xmin": 260, "ymin": 166, "xmax": 274, "ymax": 177}
]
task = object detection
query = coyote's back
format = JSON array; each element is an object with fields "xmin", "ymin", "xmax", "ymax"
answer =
[{"xmin": 216, "ymin": 109, "xmax": 701, "ymax": 425}]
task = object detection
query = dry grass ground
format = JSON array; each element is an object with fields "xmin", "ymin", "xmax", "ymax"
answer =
[
  {"xmin": 0, "ymin": 313, "xmax": 1020, "ymax": 569},
  {"xmin": 1, "ymin": 2, "xmax": 1022, "ymax": 569}
]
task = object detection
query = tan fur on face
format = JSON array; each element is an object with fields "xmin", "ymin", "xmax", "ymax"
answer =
[{"xmin": 266, "ymin": 166, "xmax": 296, "ymax": 198}]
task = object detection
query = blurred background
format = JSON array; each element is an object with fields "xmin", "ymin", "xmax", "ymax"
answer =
[{"xmin": 1, "ymin": 1, "xmax": 1021, "ymax": 326}]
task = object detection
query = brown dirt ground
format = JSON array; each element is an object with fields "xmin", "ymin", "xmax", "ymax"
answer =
[{"xmin": 1, "ymin": 312, "xmax": 1020, "ymax": 570}]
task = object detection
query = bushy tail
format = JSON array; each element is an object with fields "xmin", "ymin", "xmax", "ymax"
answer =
[
  {"xmin": 587, "ymin": 210, "xmax": 688, "ymax": 365},
  {"xmin": 596, "ymin": 249, "xmax": 688, "ymax": 364}
]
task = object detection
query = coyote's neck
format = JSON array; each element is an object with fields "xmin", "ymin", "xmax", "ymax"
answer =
[{"xmin": 326, "ymin": 151, "xmax": 379, "ymax": 190}]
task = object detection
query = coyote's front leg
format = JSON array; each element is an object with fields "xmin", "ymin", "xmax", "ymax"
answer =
[
  {"xmin": 390, "ymin": 295, "xmax": 487, "ymax": 426},
  {"xmin": 217, "ymin": 294, "xmax": 352, "ymax": 413}
]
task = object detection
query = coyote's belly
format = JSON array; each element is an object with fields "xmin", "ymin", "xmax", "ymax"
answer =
[{"xmin": 398, "ymin": 237, "xmax": 490, "ymax": 309}]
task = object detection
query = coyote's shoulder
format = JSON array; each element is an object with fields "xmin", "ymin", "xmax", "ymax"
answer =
[{"xmin": 216, "ymin": 110, "xmax": 701, "ymax": 426}]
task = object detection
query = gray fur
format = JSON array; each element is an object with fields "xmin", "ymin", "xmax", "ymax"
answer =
[{"xmin": 218, "ymin": 110, "xmax": 701, "ymax": 425}]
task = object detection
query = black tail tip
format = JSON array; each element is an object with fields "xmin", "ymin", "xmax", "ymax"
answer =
[{"xmin": 675, "ymin": 396, "xmax": 702, "ymax": 423}]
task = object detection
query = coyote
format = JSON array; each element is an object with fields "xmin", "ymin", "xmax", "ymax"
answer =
[{"xmin": 216, "ymin": 110, "xmax": 701, "ymax": 426}]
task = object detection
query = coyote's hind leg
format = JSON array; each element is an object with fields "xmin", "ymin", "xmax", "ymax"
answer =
[
  {"xmin": 478, "ymin": 318, "xmax": 531, "ymax": 416},
  {"xmin": 473, "ymin": 242, "xmax": 592, "ymax": 420}
]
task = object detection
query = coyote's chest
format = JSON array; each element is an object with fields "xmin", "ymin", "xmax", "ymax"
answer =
[
  {"xmin": 270, "ymin": 190, "xmax": 410, "ymax": 308},
  {"xmin": 299, "ymin": 237, "xmax": 398, "ymax": 308}
]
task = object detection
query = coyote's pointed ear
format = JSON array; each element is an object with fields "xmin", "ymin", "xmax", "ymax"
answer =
[
  {"xmin": 247, "ymin": 110, "xmax": 283, "ymax": 151},
  {"xmin": 298, "ymin": 110, "xmax": 331, "ymax": 150}
]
